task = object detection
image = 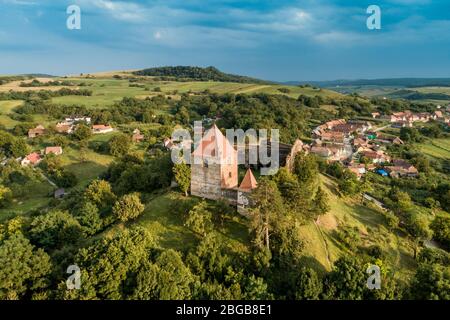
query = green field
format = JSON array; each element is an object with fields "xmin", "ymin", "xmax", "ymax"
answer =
[
  {"xmin": 416, "ymin": 138, "xmax": 450, "ymax": 160},
  {"xmin": 49, "ymin": 77, "xmax": 343, "ymax": 109}
]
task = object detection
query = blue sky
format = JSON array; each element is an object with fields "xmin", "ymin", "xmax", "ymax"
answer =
[{"xmin": 0, "ymin": 0, "xmax": 449, "ymax": 81}]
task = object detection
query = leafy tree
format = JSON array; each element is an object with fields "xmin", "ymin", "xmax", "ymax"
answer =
[
  {"xmin": 0, "ymin": 233, "xmax": 52, "ymax": 299},
  {"xmin": 58, "ymin": 227, "xmax": 154, "ymax": 300},
  {"xmin": 173, "ymin": 162, "xmax": 191, "ymax": 196},
  {"xmin": 249, "ymin": 178, "xmax": 285, "ymax": 253},
  {"xmin": 293, "ymin": 267, "xmax": 322, "ymax": 300},
  {"xmin": 430, "ymin": 216, "xmax": 450, "ymax": 249},
  {"xmin": 112, "ymin": 192, "xmax": 145, "ymax": 222},
  {"xmin": 75, "ymin": 201, "xmax": 103, "ymax": 236},
  {"xmin": 29, "ymin": 210, "xmax": 83, "ymax": 250},
  {"xmin": 410, "ymin": 263, "xmax": 450, "ymax": 300},
  {"xmin": 133, "ymin": 250, "xmax": 194, "ymax": 300},
  {"xmin": 109, "ymin": 134, "xmax": 131, "ymax": 157},
  {"xmin": 184, "ymin": 201, "xmax": 213, "ymax": 236},
  {"xmin": 10, "ymin": 139, "xmax": 30, "ymax": 158},
  {"xmin": 337, "ymin": 170, "xmax": 360, "ymax": 196},
  {"xmin": 72, "ymin": 124, "xmax": 92, "ymax": 141},
  {"xmin": 83, "ymin": 179, "xmax": 116, "ymax": 209},
  {"xmin": 311, "ymin": 186, "xmax": 330, "ymax": 219},
  {"xmin": 0, "ymin": 185, "xmax": 13, "ymax": 208},
  {"xmin": 324, "ymin": 256, "xmax": 366, "ymax": 300}
]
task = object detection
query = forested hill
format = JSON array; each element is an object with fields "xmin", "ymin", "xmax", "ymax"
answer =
[{"xmin": 133, "ymin": 66, "xmax": 271, "ymax": 84}]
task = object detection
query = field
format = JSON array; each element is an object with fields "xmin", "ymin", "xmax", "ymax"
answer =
[
  {"xmin": 47, "ymin": 76, "xmax": 344, "ymax": 109},
  {"xmin": 416, "ymin": 138, "xmax": 450, "ymax": 160},
  {"xmin": 331, "ymin": 85, "xmax": 450, "ymax": 104}
]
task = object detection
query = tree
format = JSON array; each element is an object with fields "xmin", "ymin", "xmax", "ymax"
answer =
[
  {"xmin": 0, "ymin": 185, "xmax": 13, "ymax": 208},
  {"xmin": 109, "ymin": 134, "xmax": 131, "ymax": 157},
  {"xmin": 83, "ymin": 180, "xmax": 116, "ymax": 209},
  {"xmin": 405, "ymin": 213, "xmax": 432, "ymax": 259},
  {"xmin": 324, "ymin": 256, "xmax": 367, "ymax": 300},
  {"xmin": 73, "ymin": 124, "xmax": 92, "ymax": 141},
  {"xmin": 293, "ymin": 267, "xmax": 323, "ymax": 300},
  {"xmin": 133, "ymin": 250, "xmax": 194, "ymax": 300},
  {"xmin": 0, "ymin": 233, "xmax": 52, "ymax": 299},
  {"xmin": 338, "ymin": 170, "xmax": 360, "ymax": 196},
  {"xmin": 410, "ymin": 263, "xmax": 450, "ymax": 300},
  {"xmin": 184, "ymin": 201, "xmax": 213, "ymax": 236},
  {"xmin": 29, "ymin": 210, "xmax": 83, "ymax": 250},
  {"xmin": 75, "ymin": 201, "xmax": 103, "ymax": 236},
  {"xmin": 113, "ymin": 192, "xmax": 145, "ymax": 222},
  {"xmin": 311, "ymin": 186, "xmax": 330, "ymax": 220},
  {"xmin": 58, "ymin": 227, "xmax": 154, "ymax": 300},
  {"xmin": 249, "ymin": 178, "xmax": 285, "ymax": 253},
  {"xmin": 10, "ymin": 139, "xmax": 30, "ymax": 158},
  {"xmin": 430, "ymin": 216, "xmax": 450, "ymax": 249},
  {"xmin": 173, "ymin": 162, "xmax": 191, "ymax": 196}
]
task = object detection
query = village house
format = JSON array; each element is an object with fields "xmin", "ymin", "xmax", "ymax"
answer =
[
  {"xmin": 28, "ymin": 125, "xmax": 46, "ymax": 138},
  {"xmin": 45, "ymin": 146, "xmax": 63, "ymax": 156},
  {"xmin": 346, "ymin": 163, "xmax": 367, "ymax": 179},
  {"xmin": 371, "ymin": 112, "xmax": 380, "ymax": 119},
  {"xmin": 55, "ymin": 122, "xmax": 74, "ymax": 134},
  {"xmin": 132, "ymin": 129, "xmax": 145, "ymax": 143},
  {"xmin": 92, "ymin": 124, "xmax": 114, "ymax": 134},
  {"xmin": 21, "ymin": 152, "xmax": 42, "ymax": 166},
  {"xmin": 392, "ymin": 120, "xmax": 413, "ymax": 128},
  {"xmin": 360, "ymin": 150, "xmax": 390, "ymax": 164},
  {"xmin": 320, "ymin": 131, "xmax": 345, "ymax": 144},
  {"xmin": 387, "ymin": 159, "xmax": 419, "ymax": 178},
  {"xmin": 65, "ymin": 116, "xmax": 91, "ymax": 124}
]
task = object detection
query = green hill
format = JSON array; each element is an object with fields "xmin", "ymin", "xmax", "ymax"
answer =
[{"xmin": 133, "ymin": 66, "xmax": 271, "ymax": 84}]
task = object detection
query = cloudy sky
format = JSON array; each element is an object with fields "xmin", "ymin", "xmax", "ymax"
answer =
[{"xmin": 0, "ymin": 0, "xmax": 449, "ymax": 81}]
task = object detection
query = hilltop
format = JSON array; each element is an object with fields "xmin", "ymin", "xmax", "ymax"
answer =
[{"xmin": 133, "ymin": 66, "xmax": 271, "ymax": 84}]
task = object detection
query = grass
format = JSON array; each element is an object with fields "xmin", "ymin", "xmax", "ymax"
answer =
[
  {"xmin": 298, "ymin": 175, "xmax": 417, "ymax": 279},
  {"xmin": 49, "ymin": 77, "xmax": 344, "ymax": 109},
  {"xmin": 416, "ymin": 138, "xmax": 450, "ymax": 160},
  {"xmin": 0, "ymin": 180, "xmax": 54, "ymax": 222},
  {"xmin": 99, "ymin": 191, "xmax": 251, "ymax": 255},
  {"xmin": 0, "ymin": 100, "xmax": 23, "ymax": 128}
]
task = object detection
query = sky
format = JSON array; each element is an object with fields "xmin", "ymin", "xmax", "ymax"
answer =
[{"xmin": 0, "ymin": 0, "xmax": 449, "ymax": 81}]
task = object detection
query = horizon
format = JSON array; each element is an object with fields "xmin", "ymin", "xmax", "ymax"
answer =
[{"xmin": 1, "ymin": 0, "xmax": 450, "ymax": 81}]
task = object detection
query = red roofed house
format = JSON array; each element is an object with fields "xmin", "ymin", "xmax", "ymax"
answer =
[
  {"xmin": 21, "ymin": 152, "xmax": 42, "ymax": 166},
  {"xmin": 92, "ymin": 124, "xmax": 114, "ymax": 134},
  {"xmin": 45, "ymin": 146, "xmax": 63, "ymax": 156}
]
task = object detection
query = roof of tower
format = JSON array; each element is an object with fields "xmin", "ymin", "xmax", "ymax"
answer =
[
  {"xmin": 239, "ymin": 168, "xmax": 258, "ymax": 191},
  {"xmin": 192, "ymin": 124, "xmax": 237, "ymax": 163}
]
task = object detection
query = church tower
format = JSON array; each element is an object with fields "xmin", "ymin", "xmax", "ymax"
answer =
[{"xmin": 190, "ymin": 124, "xmax": 238, "ymax": 200}]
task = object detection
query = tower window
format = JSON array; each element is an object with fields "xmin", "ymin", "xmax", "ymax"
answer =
[{"xmin": 229, "ymin": 172, "xmax": 232, "ymax": 178}]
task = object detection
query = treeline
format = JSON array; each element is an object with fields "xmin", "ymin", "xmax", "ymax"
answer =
[
  {"xmin": 0, "ymin": 88, "xmax": 92, "ymax": 101},
  {"xmin": 19, "ymin": 79, "xmax": 77, "ymax": 87},
  {"xmin": 133, "ymin": 66, "xmax": 270, "ymax": 84}
]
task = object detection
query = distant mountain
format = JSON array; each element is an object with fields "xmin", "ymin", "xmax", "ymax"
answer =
[
  {"xmin": 133, "ymin": 66, "xmax": 271, "ymax": 84},
  {"xmin": 386, "ymin": 89, "xmax": 450, "ymax": 101},
  {"xmin": 285, "ymin": 78, "xmax": 450, "ymax": 88}
]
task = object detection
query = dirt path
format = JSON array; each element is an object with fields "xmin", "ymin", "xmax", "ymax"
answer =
[{"xmin": 314, "ymin": 219, "xmax": 332, "ymax": 270}]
